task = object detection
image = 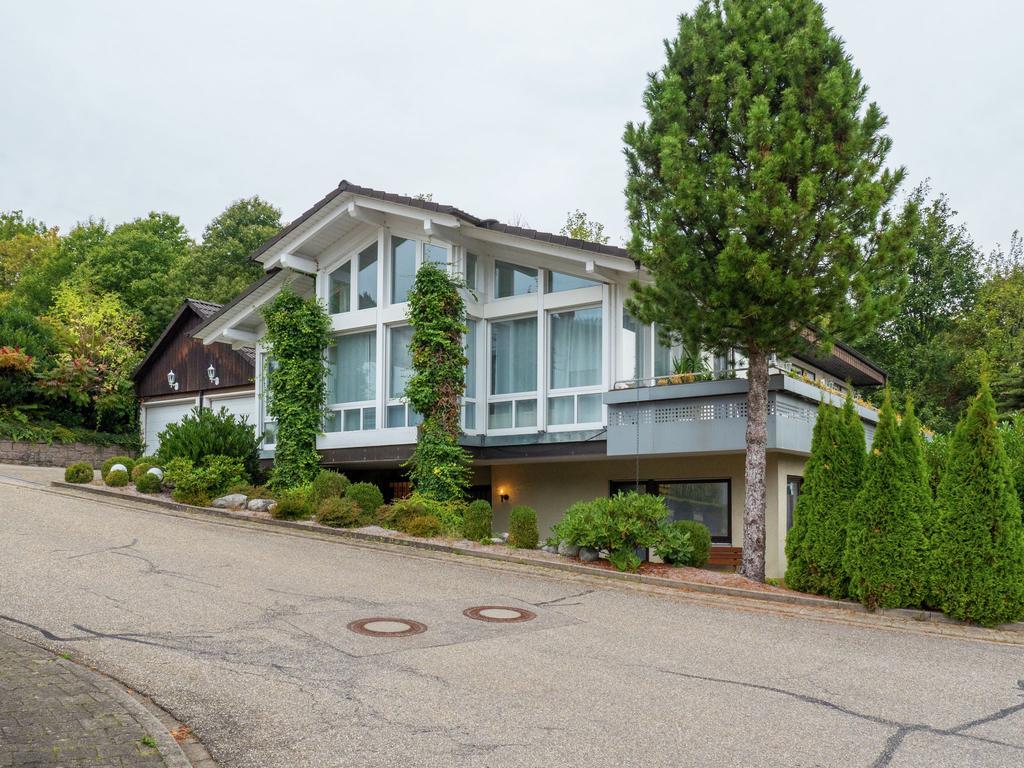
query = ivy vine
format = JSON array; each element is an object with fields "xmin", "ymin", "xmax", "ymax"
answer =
[
  {"xmin": 261, "ymin": 285, "xmax": 332, "ymax": 489},
  {"xmin": 404, "ymin": 263, "xmax": 472, "ymax": 500}
]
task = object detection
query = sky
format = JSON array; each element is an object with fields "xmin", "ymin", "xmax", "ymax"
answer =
[{"xmin": 1, "ymin": 1, "xmax": 1021, "ymax": 254}]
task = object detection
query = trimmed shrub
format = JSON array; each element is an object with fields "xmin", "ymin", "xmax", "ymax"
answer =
[
  {"xmin": 101, "ymin": 455, "xmax": 136, "ymax": 478},
  {"xmin": 64, "ymin": 462, "xmax": 93, "ymax": 484},
  {"xmin": 462, "ymin": 499, "xmax": 492, "ymax": 540},
  {"xmin": 930, "ymin": 378, "xmax": 1024, "ymax": 626},
  {"xmin": 105, "ymin": 468, "xmax": 129, "ymax": 487},
  {"xmin": 785, "ymin": 394, "xmax": 866, "ymax": 599},
  {"xmin": 155, "ymin": 406, "xmax": 260, "ymax": 479},
  {"xmin": 347, "ymin": 482, "xmax": 384, "ymax": 515},
  {"xmin": 668, "ymin": 519, "xmax": 711, "ymax": 567},
  {"xmin": 131, "ymin": 461, "xmax": 156, "ymax": 481},
  {"xmin": 403, "ymin": 514, "xmax": 443, "ymax": 538},
  {"xmin": 378, "ymin": 494, "xmax": 464, "ymax": 535},
  {"xmin": 169, "ymin": 455, "xmax": 247, "ymax": 506},
  {"xmin": 162, "ymin": 457, "xmax": 194, "ymax": 488},
  {"xmin": 508, "ymin": 505, "xmax": 539, "ymax": 549},
  {"xmin": 843, "ymin": 391, "xmax": 928, "ymax": 609},
  {"xmin": 316, "ymin": 497, "xmax": 368, "ymax": 528},
  {"xmin": 654, "ymin": 520, "xmax": 695, "ymax": 566},
  {"xmin": 272, "ymin": 486, "xmax": 316, "ymax": 520},
  {"xmin": 553, "ymin": 492, "xmax": 668, "ymax": 570},
  {"xmin": 311, "ymin": 470, "xmax": 350, "ymax": 504},
  {"xmin": 134, "ymin": 471, "xmax": 162, "ymax": 494}
]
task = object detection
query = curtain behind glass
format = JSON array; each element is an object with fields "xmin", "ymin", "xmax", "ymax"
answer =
[
  {"xmin": 491, "ymin": 317, "xmax": 537, "ymax": 395},
  {"xmin": 550, "ymin": 307, "xmax": 602, "ymax": 389},
  {"xmin": 389, "ymin": 326, "xmax": 413, "ymax": 398},
  {"xmin": 335, "ymin": 331, "xmax": 376, "ymax": 403}
]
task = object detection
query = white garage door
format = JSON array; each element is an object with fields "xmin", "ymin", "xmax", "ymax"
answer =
[
  {"xmin": 143, "ymin": 401, "xmax": 198, "ymax": 455},
  {"xmin": 207, "ymin": 394, "xmax": 257, "ymax": 428}
]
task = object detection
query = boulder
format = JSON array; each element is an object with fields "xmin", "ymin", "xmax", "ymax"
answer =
[
  {"xmin": 488, "ymin": 537, "xmax": 504, "ymax": 545},
  {"xmin": 558, "ymin": 541, "xmax": 580, "ymax": 557},
  {"xmin": 542, "ymin": 545, "xmax": 558, "ymax": 554},
  {"xmin": 211, "ymin": 493, "xmax": 248, "ymax": 509},
  {"xmin": 246, "ymin": 498, "xmax": 275, "ymax": 512},
  {"xmin": 579, "ymin": 547, "xmax": 599, "ymax": 562}
]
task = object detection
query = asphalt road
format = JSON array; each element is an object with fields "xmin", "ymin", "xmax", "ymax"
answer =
[{"xmin": 1, "ymin": 468, "xmax": 1023, "ymax": 768}]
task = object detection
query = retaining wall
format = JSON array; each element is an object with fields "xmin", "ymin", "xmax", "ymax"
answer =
[{"xmin": 0, "ymin": 440, "xmax": 134, "ymax": 468}]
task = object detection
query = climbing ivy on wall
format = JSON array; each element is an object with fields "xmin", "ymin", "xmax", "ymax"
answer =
[
  {"xmin": 261, "ymin": 285, "xmax": 332, "ymax": 489},
  {"xmin": 404, "ymin": 263, "xmax": 472, "ymax": 500}
]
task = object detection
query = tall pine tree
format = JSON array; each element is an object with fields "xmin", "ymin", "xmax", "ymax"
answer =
[
  {"xmin": 930, "ymin": 377, "xmax": 1024, "ymax": 626},
  {"xmin": 844, "ymin": 391, "xmax": 928, "ymax": 609}
]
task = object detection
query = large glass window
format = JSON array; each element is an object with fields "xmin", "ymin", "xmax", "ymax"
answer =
[
  {"xmin": 328, "ymin": 261, "xmax": 351, "ymax": 314},
  {"xmin": 653, "ymin": 324, "xmax": 682, "ymax": 377},
  {"xmin": 357, "ymin": 242, "xmax": 378, "ymax": 309},
  {"xmin": 388, "ymin": 325, "xmax": 413, "ymax": 398},
  {"xmin": 423, "ymin": 242, "xmax": 448, "ymax": 267},
  {"xmin": 465, "ymin": 252, "xmax": 478, "ymax": 290},
  {"xmin": 613, "ymin": 479, "xmax": 731, "ymax": 543},
  {"xmin": 622, "ymin": 312, "xmax": 650, "ymax": 381},
  {"xmin": 391, "ymin": 236, "xmax": 417, "ymax": 304},
  {"xmin": 491, "ymin": 317, "xmax": 537, "ymax": 395},
  {"xmin": 547, "ymin": 271, "xmax": 600, "ymax": 293},
  {"xmin": 550, "ymin": 307, "xmax": 602, "ymax": 389},
  {"xmin": 494, "ymin": 261, "xmax": 538, "ymax": 298},
  {"xmin": 463, "ymin": 320, "xmax": 478, "ymax": 431},
  {"xmin": 332, "ymin": 331, "xmax": 376, "ymax": 403}
]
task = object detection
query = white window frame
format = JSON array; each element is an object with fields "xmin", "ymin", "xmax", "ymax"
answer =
[
  {"xmin": 325, "ymin": 329, "xmax": 378, "ymax": 433},
  {"xmin": 321, "ymin": 235, "xmax": 381, "ymax": 318},
  {"xmin": 486, "ymin": 313, "xmax": 541, "ymax": 435},
  {"xmin": 386, "ymin": 230, "xmax": 454, "ymax": 307},
  {"xmin": 546, "ymin": 303, "xmax": 605, "ymax": 431}
]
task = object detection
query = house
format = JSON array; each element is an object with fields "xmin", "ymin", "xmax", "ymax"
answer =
[
  {"xmin": 133, "ymin": 299, "xmax": 256, "ymax": 455},
  {"xmin": 193, "ymin": 181, "xmax": 885, "ymax": 577}
]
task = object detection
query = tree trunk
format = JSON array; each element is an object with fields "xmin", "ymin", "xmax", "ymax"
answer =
[{"xmin": 741, "ymin": 346, "xmax": 769, "ymax": 582}]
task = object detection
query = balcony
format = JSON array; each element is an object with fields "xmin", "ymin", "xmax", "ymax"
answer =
[{"xmin": 604, "ymin": 371, "xmax": 879, "ymax": 457}]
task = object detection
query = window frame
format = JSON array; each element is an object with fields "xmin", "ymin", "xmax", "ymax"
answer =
[
  {"xmin": 384, "ymin": 323, "xmax": 422, "ymax": 429},
  {"xmin": 611, "ymin": 478, "xmax": 733, "ymax": 544},
  {"xmin": 486, "ymin": 313, "xmax": 540, "ymax": 433},
  {"xmin": 325, "ymin": 329, "xmax": 378, "ymax": 433},
  {"xmin": 322, "ymin": 236, "xmax": 381, "ymax": 316},
  {"xmin": 546, "ymin": 304, "xmax": 604, "ymax": 430}
]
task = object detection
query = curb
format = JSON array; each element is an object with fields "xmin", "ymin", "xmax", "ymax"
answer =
[{"xmin": 48, "ymin": 480, "xmax": 1024, "ymax": 634}]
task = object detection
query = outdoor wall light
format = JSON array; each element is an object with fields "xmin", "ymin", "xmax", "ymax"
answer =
[
  {"xmin": 207, "ymin": 364, "xmax": 219, "ymax": 386},
  {"xmin": 166, "ymin": 370, "xmax": 179, "ymax": 391},
  {"xmin": 498, "ymin": 488, "xmax": 510, "ymax": 503}
]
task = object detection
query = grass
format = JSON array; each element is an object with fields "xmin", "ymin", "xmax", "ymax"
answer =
[{"xmin": 140, "ymin": 735, "xmax": 157, "ymax": 749}]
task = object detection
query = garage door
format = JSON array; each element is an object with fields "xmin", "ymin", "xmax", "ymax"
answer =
[
  {"xmin": 206, "ymin": 394, "xmax": 257, "ymax": 428},
  {"xmin": 143, "ymin": 401, "xmax": 198, "ymax": 455}
]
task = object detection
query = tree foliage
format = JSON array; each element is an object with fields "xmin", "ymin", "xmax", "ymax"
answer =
[
  {"xmin": 404, "ymin": 263, "xmax": 471, "ymax": 500},
  {"xmin": 930, "ymin": 378, "xmax": 1024, "ymax": 626},
  {"xmin": 261, "ymin": 286, "xmax": 332, "ymax": 489},
  {"xmin": 560, "ymin": 210, "xmax": 609, "ymax": 244}
]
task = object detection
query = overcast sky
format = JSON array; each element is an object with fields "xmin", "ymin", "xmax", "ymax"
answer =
[{"xmin": 1, "ymin": 1, "xmax": 1020, "ymax": 255}]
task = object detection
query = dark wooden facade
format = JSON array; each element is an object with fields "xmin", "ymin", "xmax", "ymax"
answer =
[{"xmin": 134, "ymin": 301, "xmax": 255, "ymax": 400}]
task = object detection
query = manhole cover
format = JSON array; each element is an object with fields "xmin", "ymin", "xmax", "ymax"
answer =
[
  {"xmin": 347, "ymin": 617, "xmax": 427, "ymax": 637},
  {"xmin": 463, "ymin": 606, "xmax": 537, "ymax": 623}
]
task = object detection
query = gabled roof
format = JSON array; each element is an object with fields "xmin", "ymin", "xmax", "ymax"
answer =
[
  {"xmin": 190, "ymin": 268, "xmax": 283, "ymax": 338},
  {"xmin": 249, "ymin": 179, "xmax": 631, "ymax": 263}
]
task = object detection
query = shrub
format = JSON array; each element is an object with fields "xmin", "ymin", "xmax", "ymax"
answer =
[
  {"xmin": 311, "ymin": 470, "xmax": 350, "ymax": 503},
  {"xmin": 155, "ymin": 406, "xmax": 260, "ymax": 479},
  {"xmin": 654, "ymin": 521, "xmax": 694, "ymax": 566},
  {"xmin": 105, "ymin": 468, "xmax": 129, "ymax": 487},
  {"xmin": 462, "ymin": 499, "xmax": 492, "ymax": 540},
  {"xmin": 347, "ymin": 482, "xmax": 384, "ymax": 515},
  {"xmin": 508, "ymin": 505, "xmax": 539, "ymax": 549},
  {"xmin": 552, "ymin": 499, "xmax": 606, "ymax": 551},
  {"xmin": 668, "ymin": 519, "xmax": 711, "ymax": 567},
  {"xmin": 134, "ymin": 471, "xmax": 162, "ymax": 494},
  {"xmin": 101, "ymin": 455, "xmax": 136, "ymax": 478},
  {"xmin": 608, "ymin": 548, "xmax": 642, "ymax": 573},
  {"xmin": 168, "ymin": 455, "xmax": 247, "ymax": 507},
  {"xmin": 316, "ymin": 497, "xmax": 368, "ymax": 528},
  {"xmin": 378, "ymin": 494, "xmax": 463, "ymax": 535},
  {"xmin": 162, "ymin": 457, "xmax": 194, "ymax": 488},
  {"xmin": 131, "ymin": 461, "xmax": 156, "ymax": 481},
  {"xmin": 403, "ymin": 514, "xmax": 443, "ymax": 538},
  {"xmin": 552, "ymin": 492, "xmax": 668, "ymax": 569},
  {"xmin": 272, "ymin": 486, "xmax": 316, "ymax": 520},
  {"xmin": 930, "ymin": 378, "xmax": 1024, "ymax": 626},
  {"xmin": 64, "ymin": 462, "xmax": 93, "ymax": 484},
  {"xmin": 843, "ymin": 391, "xmax": 928, "ymax": 610}
]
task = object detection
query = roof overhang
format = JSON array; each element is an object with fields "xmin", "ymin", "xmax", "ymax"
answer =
[{"xmin": 192, "ymin": 269, "xmax": 313, "ymax": 348}]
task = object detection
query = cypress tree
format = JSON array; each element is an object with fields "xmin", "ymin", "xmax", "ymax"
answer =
[
  {"xmin": 899, "ymin": 398, "xmax": 935, "ymax": 538},
  {"xmin": 930, "ymin": 378, "xmax": 1024, "ymax": 626},
  {"xmin": 843, "ymin": 391, "xmax": 928, "ymax": 609},
  {"xmin": 840, "ymin": 391, "xmax": 867, "ymax": 485}
]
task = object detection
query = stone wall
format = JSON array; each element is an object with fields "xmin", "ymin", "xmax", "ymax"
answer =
[{"xmin": 0, "ymin": 441, "xmax": 134, "ymax": 468}]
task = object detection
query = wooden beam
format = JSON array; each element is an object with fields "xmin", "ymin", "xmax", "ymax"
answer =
[{"xmin": 346, "ymin": 201, "xmax": 386, "ymax": 227}]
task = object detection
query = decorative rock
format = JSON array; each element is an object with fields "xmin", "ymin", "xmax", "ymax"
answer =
[
  {"xmin": 542, "ymin": 545, "xmax": 558, "ymax": 554},
  {"xmin": 579, "ymin": 547, "xmax": 599, "ymax": 562},
  {"xmin": 488, "ymin": 537, "xmax": 504, "ymax": 545},
  {"xmin": 108, "ymin": 463, "xmax": 128, "ymax": 475},
  {"xmin": 558, "ymin": 541, "xmax": 580, "ymax": 557},
  {"xmin": 246, "ymin": 498, "xmax": 275, "ymax": 512},
  {"xmin": 211, "ymin": 493, "xmax": 248, "ymax": 509},
  {"xmin": 146, "ymin": 467, "xmax": 164, "ymax": 481},
  {"xmin": 500, "ymin": 532, "xmax": 509, "ymax": 542},
  {"xmin": 360, "ymin": 525, "xmax": 400, "ymax": 536}
]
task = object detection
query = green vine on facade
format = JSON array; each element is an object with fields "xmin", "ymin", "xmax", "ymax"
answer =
[
  {"xmin": 260, "ymin": 285, "xmax": 332, "ymax": 489},
  {"xmin": 404, "ymin": 263, "xmax": 472, "ymax": 500}
]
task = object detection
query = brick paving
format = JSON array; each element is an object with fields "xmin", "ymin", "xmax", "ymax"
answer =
[{"xmin": 0, "ymin": 632, "xmax": 182, "ymax": 767}]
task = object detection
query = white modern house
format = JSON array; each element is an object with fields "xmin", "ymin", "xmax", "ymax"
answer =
[{"xmin": 194, "ymin": 181, "xmax": 885, "ymax": 577}]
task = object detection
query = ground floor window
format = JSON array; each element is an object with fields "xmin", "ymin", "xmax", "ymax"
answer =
[
  {"xmin": 786, "ymin": 475, "xmax": 803, "ymax": 530},
  {"xmin": 611, "ymin": 478, "xmax": 732, "ymax": 543}
]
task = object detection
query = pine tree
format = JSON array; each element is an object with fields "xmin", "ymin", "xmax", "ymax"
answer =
[
  {"xmin": 930, "ymin": 378, "xmax": 1024, "ymax": 626},
  {"xmin": 844, "ymin": 391, "xmax": 928, "ymax": 609}
]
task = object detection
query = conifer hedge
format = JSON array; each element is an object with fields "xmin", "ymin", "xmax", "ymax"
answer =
[
  {"xmin": 843, "ymin": 391, "xmax": 928, "ymax": 609},
  {"xmin": 930, "ymin": 378, "xmax": 1024, "ymax": 626}
]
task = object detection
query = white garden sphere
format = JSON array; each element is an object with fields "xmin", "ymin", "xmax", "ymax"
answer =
[
  {"xmin": 109, "ymin": 463, "xmax": 128, "ymax": 475},
  {"xmin": 147, "ymin": 467, "xmax": 164, "ymax": 481}
]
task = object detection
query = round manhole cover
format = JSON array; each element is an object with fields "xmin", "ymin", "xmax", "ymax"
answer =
[
  {"xmin": 347, "ymin": 617, "xmax": 427, "ymax": 637},
  {"xmin": 463, "ymin": 606, "xmax": 537, "ymax": 623}
]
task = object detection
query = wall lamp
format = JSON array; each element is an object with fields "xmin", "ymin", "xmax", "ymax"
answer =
[
  {"xmin": 166, "ymin": 370, "xmax": 179, "ymax": 391},
  {"xmin": 498, "ymin": 487, "xmax": 510, "ymax": 503},
  {"xmin": 207, "ymin": 364, "xmax": 219, "ymax": 386}
]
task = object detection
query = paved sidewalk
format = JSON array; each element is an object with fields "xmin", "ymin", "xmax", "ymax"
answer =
[{"xmin": 0, "ymin": 631, "xmax": 189, "ymax": 768}]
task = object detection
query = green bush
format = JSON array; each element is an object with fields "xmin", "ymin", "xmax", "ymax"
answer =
[
  {"xmin": 653, "ymin": 521, "xmax": 694, "ymax": 566},
  {"xmin": 169, "ymin": 455, "xmax": 247, "ymax": 507},
  {"xmin": 134, "ymin": 471, "xmax": 162, "ymax": 494},
  {"xmin": 608, "ymin": 548, "xmax": 642, "ymax": 573},
  {"xmin": 378, "ymin": 494, "xmax": 464, "ymax": 535},
  {"xmin": 272, "ymin": 486, "xmax": 316, "ymax": 520},
  {"xmin": 101, "ymin": 455, "xmax": 136, "ymax": 478},
  {"xmin": 403, "ymin": 514, "xmax": 443, "ymax": 538},
  {"xmin": 131, "ymin": 461, "xmax": 156, "ymax": 481},
  {"xmin": 64, "ymin": 462, "xmax": 93, "ymax": 484},
  {"xmin": 462, "ymin": 499, "xmax": 492, "ymax": 540},
  {"xmin": 552, "ymin": 491, "xmax": 668, "ymax": 569},
  {"xmin": 155, "ymin": 406, "xmax": 260, "ymax": 479},
  {"xmin": 162, "ymin": 457, "xmax": 194, "ymax": 488},
  {"xmin": 105, "ymin": 468, "xmax": 129, "ymax": 487},
  {"xmin": 667, "ymin": 519, "xmax": 711, "ymax": 567},
  {"xmin": 785, "ymin": 394, "xmax": 866, "ymax": 599},
  {"xmin": 930, "ymin": 378, "xmax": 1024, "ymax": 626},
  {"xmin": 508, "ymin": 505, "xmax": 539, "ymax": 549},
  {"xmin": 311, "ymin": 469, "xmax": 350, "ymax": 503},
  {"xmin": 316, "ymin": 497, "xmax": 368, "ymax": 528},
  {"xmin": 347, "ymin": 482, "xmax": 384, "ymax": 515},
  {"xmin": 843, "ymin": 391, "xmax": 928, "ymax": 610}
]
